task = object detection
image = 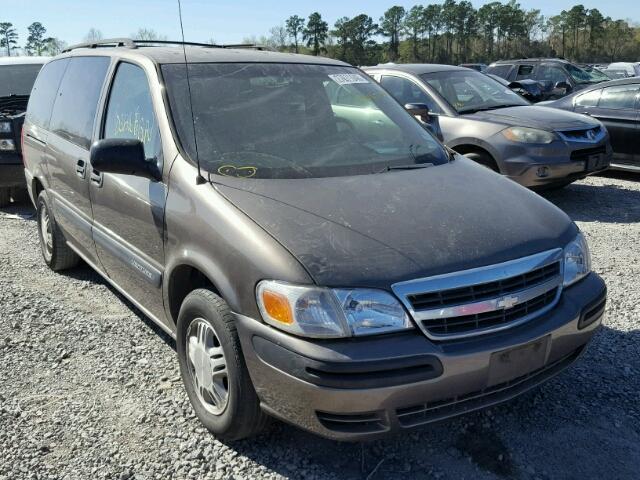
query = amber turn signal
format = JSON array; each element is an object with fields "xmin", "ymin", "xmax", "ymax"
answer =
[{"xmin": 261, "ymin": 290, "xmax": 294, "ymax": 325}]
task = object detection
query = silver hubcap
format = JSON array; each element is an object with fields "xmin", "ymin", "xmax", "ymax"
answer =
[
  {"xmin": 186, "ymin": 319, "xmax": 229, "ymax": 415},
  {"xmin": 40, "ymin": 206, "xmax": 53, "ymax": 254}
]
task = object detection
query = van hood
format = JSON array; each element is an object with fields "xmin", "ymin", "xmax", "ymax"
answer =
[
  {"xmin": 214, "ymin": 158, "xmax": 576, "ymax": 288},
  {"xmin": 466, "ymin": 105, "xmax": 599, "ymax": 131}
]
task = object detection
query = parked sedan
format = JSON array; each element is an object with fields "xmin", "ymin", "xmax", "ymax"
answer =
[
  {"xmin": 541, "ymin": 77, "xmax": 640, "ymax": 171},
  {"xmin": 363, "ymin": 64, "xmax": 612, "ymax": 188},
  {"xmin": 603, "ymin": 62, "xmax": 640, "ymax": 80}
]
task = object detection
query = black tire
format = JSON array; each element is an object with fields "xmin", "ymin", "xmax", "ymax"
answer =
[
  {"xmin": 10, "ymin": 187, "xmax": 30, "ymax": 205},
  {"xmin": 464, "ymin": 151, "xmax": 500, "ymax": 172},
  {"xmin": 36, "ymin": 190, "xmax": 80, "ymax": 271},
  {"xmin": 176, "ymin": 288, "xmax": 268, "ymax": 441},
  {"xmin": 0, "ymin": 187, "xmax": 10, "ymax": 207}
]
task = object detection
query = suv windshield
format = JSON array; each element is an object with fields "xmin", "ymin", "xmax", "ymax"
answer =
[
  {"xmin": 0, "ymin": 64, "xmax": 43, "ymax": 97},
  {"xmin": 421, "ymin": 70, "xmax": 528, "ymax": 114},
  {"xmin": 162, "ymin": 63, "xmax": 448, "ymax": 179},
  {"xmin": 566, "ymin": 63, "xmax": 608, "ymax": 84}
]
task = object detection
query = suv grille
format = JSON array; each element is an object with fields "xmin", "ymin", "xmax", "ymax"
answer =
[
  {"xmin": 570, "ymin": 146, "xmax": 606, "ymax": 162},
  {"xmin": 558, "ymin": 126, "xmax": 602, "ymax": 142},
  {"xmin": 392, "ymin": 249, "xmax": 564, "ymax": 341},
  {"xmin": 407, "ymin": 262, "xmax": 559, "ymax": 310}
]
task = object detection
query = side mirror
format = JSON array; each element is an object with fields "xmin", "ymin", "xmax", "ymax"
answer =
[
  {"xmin": 553, "ymin": 81, "xmax": 572, "ymax": 96},
  {"xmin": 405, "ymin": 103, "xmax": 431, "ymax": 123},
  {"xmin": 90, "ymin": 138, "xmax": 160, "ymax": 181}
]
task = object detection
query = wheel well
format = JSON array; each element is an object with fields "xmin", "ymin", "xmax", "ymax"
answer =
[
  {"xmin": 451, "ymin": 145, "xmax": 499, "ymax": 171},
  {"xmin": 33, "ymin": 178, "xmax": 44, "ymax": 198},
  {"xmin": 167, "ymin": 265, "xmax": 220, "ymax": 324}
]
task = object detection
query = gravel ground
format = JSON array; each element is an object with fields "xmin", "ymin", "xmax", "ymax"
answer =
[{"xmin": 1, "ymin": 173, "xmax": 639, "ymax": 480}]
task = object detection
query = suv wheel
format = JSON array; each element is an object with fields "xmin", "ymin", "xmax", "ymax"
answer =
[
  {"xmin": 0, "ymin": 188, "xmax": 10, "ymax": 207},
  {"xmin": 177, "ymin": 289, "xmax": 268, "ymax": 441},
  {"xmin": 36, "ymin": 190, "xmax": 80, "ymax": 271}
]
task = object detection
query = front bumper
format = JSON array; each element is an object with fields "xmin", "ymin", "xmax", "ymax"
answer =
[
  {"xmin": 495, "ymin": 138, "xmax": 612, "ymax": 188},
  {"xmin": 237, "ymin": 273, "xmax": 606, "ymax": 441},
  {"xmin": 0, "ymin": 154, "xmax": 26, "ymax": 188}
]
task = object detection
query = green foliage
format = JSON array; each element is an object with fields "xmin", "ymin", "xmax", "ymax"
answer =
[
  {"xmin": 286, "ymin": 15, "xmax": 305, "ymax": 53},
  {"xmin": 277, "ymin": 2, "xmax": 640, "ymax": 65},
  {"xmin": 25, "ymin": 22, "xmax": 53, "ymax": 56},
  {"xmin": 0, "ymin": 22, "xmax": 18, "ymax": 56},
  {"xmin": 303, "ymin": 12, "xmax": 329, "ymax": 56}
]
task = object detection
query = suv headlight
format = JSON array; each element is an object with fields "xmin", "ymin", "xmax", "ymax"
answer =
[
  {"xmin": 563, "ymin": 232, "xmax": 591, "ymax": 287},
  {"xmin": 502, "ymin": 127, "xmax": 556, "ymax": 144},
  {"xmin": 256, "ymin": 280, "xmax": 413, "ymax": 338},
  {"xmin": 0, "ymin": 121, "xmax": 11, "ymax": 133}
]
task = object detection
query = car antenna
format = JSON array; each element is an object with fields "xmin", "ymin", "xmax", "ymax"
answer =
[{"xmin": 177, "ymin": 0, "xmax": 207, "ymax": 185}]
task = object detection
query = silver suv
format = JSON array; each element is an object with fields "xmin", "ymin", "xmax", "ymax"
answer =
[
  {"xmin": 364, "ymin": 64, "xmax": 612, "ymax": 188},
  {"xmin": 23, "ymin": 40, "xmax": 606, "ymax": 442}
]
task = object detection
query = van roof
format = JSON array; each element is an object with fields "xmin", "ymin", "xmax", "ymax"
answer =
[
  {"xmin": 58, "ymin": 39, "xmax": 350, "ymax": 67},
  {"xmin": 363, "ymin": 63, "xmax": 467, "ymax": 74}
]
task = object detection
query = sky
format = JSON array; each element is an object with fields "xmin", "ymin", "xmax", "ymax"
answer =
[{"xmin": 6, "ymin": 0, "xmax": 640, "ymax": 48}]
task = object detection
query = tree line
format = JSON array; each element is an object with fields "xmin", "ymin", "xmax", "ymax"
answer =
[
  {"xmin": 2, "ymin": 2, "xmax": 639, "ymax": 65},
  {"xmin": 260, "ymin": 2, "xmax": 640, "ymax": 65}
]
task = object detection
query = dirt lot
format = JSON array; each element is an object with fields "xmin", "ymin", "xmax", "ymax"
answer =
[{"xmin": 1, "ymin": 173, "xmax": 639, "ymax": 480}]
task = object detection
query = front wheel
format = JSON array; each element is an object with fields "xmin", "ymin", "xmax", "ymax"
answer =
[
  {"xmin": 176, "ymin": 289, "xmax": 268, "ymax": 441},
  {"xmin": 464, "ymin": 151, "xmax": 500, "ymax": 172}
]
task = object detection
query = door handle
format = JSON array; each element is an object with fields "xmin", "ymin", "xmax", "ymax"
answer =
[
  {"xmin": 90, "ymin": 170, "xmax": 103, "ymax": 188},
  {"xmin": 76, "ymin": 160, "xmax": 86, "ymax": 178}
]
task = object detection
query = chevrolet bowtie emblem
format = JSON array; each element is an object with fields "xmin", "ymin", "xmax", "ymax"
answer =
[{"xmin": 497, "ymin": 295, "xmax": 519, "ymax": 309}]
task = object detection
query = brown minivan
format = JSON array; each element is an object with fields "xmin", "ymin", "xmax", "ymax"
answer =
[{"xmin": 23, "ymin": 39, "xmax": 606, "ymax": 441}]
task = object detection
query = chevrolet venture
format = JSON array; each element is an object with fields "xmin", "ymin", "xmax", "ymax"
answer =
[{"xmin": 23, "ymin": 40, "xmax": 607, "ymax": 441}]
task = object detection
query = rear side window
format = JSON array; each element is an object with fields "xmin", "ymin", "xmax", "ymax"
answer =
[
  {"xmin": 515, "ymin": 65, "xmax": 534, "ymax": 79},
  {"xmin": 575, "ymin": 89, "xmax": 602, "ymax": 107},
  {"xmin": 49, "ymin": 57, "xmax": 110, "ymax": 149},
  {"xmin": 26, "ymin": 59, "xmax": 69, "ymax": 129},
  {"xmin": 598, "ymin": 85, "xmax": 639, "ymax": 110},
  {"xmin": 537, "ymin": 66, "xmax": 569, "ymax": 84},
  {"xmin": 103, "ymin": 62, "xmax": 160, "ymax": 159},
  {"xmin": 486, "ymin": 64, "xmax": 512, "ymax": 79}
]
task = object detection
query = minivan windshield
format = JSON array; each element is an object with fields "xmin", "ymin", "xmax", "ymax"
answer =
[
  {"xmin": 421, "ymin": 70, "xmax": 529, "ymax": 114},
  {"xmin": 162, "ymin": 63, "xmax": 449, "ymax": 179},
  {"xmin": 0, "ymin": 64, "xmax": 43, "ymax": 97}
]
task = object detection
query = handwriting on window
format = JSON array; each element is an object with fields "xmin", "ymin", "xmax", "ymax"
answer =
[{"xmin": 113, "ymin": 108, "xmax": 154, "ymax": 145}]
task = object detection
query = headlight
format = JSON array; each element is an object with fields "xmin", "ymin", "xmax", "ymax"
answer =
[
  {"xmin": 256, "ymin": 280, "xmax": 413, "ymax": 338},
  {"xmin": 502, "ymin": 127, "xmax": 556, "ymax": 144},
  {"xmin": 0, "ymin": 121, "xmax": 11, "ymax": 133},
  {"xmin": 0, "ymin": 139, "xmax": 16, "ymax": 151},
  {"xmin": 563, "ymin": 232, "xmax": 591, "ymax": 287}
]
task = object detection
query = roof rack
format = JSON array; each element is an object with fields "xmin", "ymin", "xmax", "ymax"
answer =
[{"xmin": 62, "ymin": 38, "xmax": 274, "ymax": 53}]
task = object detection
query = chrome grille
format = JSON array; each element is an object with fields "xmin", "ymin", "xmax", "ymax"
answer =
[{"xmin": 392, "ymin": 249, "xmax": 564, "ymax": 341}]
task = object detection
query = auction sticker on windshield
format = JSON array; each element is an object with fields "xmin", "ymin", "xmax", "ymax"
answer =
[{"xmin": 328, "ymin": 73, "xmax": 370, "ymax": 85}]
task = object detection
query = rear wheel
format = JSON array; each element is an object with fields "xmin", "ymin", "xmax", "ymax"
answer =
[
  {"xmin": 0, "ymin": 188, "xmax": 10, "ymax": 207},
  {"xmin": 177, "ymin": 288, "xmax": 268, "ymax": 441},
  {"xmin": 464, "ymin": 151, "xmax": 500, "ymax": 172},
  {"xmin": 36, "ymin": 190, "xmax": 80, "ymax": 271}
]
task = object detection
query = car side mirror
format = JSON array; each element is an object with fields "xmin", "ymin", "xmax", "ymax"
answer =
[
  {"xmin": 554, "ymin": 81, "xmax": 572, "ymax": 96},
  {"xmin": 90, "ymin": 139, "xmax": 160, "ymax": 181},
  {"xmin": 405, "ymin": 103, "xmax": 432, "ymax": 123}
]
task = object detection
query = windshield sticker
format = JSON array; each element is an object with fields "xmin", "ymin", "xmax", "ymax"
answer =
[
  {"xmin": 328, "ymin": 73, "xmax": 370, "ymax": 86},
  {"xmin": 217, "ymin": 165, "xmax": 257, "ymax": 178}
]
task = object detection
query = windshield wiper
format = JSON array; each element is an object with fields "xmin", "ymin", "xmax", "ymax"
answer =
[
  {"xmin": 459, "ymin": 104, "xmax": 518, "ymax": 114},
  {"xmin": 376, "ymin": 163, "xmax": 434, "ymax": 174}
]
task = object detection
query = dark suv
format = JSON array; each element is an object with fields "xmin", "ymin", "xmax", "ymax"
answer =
[
  {"xmin": 486, "ymin": 58, "xmax": 609, "ymax": 100},
  {"xmin": 23, "ymin": 40, "xmax": 606, "ymax": 442},
  {"xmin": 0, "ymin": 57, "xmax": 47, "ymax": 206}
]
